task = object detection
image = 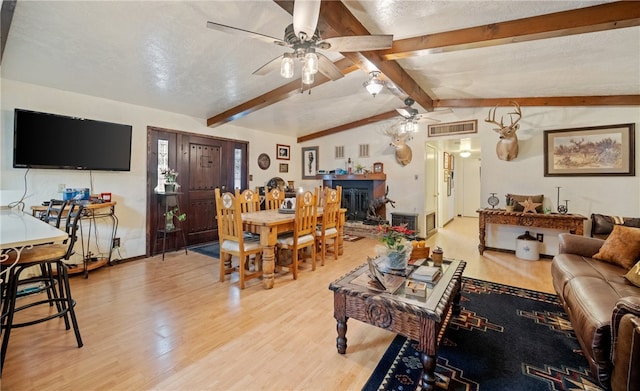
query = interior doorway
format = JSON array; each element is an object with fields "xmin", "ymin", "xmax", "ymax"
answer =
[{"xmin": 424, "ymin": 143, "xmax": 438, "ymax": 238}]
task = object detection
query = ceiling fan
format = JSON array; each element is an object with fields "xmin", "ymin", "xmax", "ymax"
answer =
[
  {"xmin": 206, "ymin": 0, "xmax": 393, "ymax": 86},
  {"xmin": 394, "ymin": 98, "xmax": 450, "ymax": 133}
]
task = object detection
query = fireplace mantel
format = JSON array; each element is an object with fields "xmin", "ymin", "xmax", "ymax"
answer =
[{"xmin": 320, "ymin": 173, "xmax": 387, "ymax": 221}]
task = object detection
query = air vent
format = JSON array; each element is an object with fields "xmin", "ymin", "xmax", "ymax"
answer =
[
  {"xmin": 335, "ymin": 145, "xmax": 345, "ymax": 159},
  {"xmin": 358, "ymin": 144, "xmax": 369, "ymax": 158},
  {"xmin": 428, "ymin": 120, "xmax": 477, "ymax": 137}
]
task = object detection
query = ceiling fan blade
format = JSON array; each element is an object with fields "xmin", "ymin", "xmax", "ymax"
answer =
[
  {"xmin": 207, "ymin": 21, "xmax": 286, "ymax": 46},
  {"xmin": 317, "ymin": 53, "xmax": 344, "ymax": 81},
  {"xmin": 320, "ymin": 35, "xmax": 393, "ymax": 52},
  {"xmin": 396, "ymin": 107, "xmax": 412, "ymax": 118},
  {"xmin": 416, "ymin": 115, "xmax": 441, "ymax": 123},
  {"xmin": 293, "ymin": 0, "xmax": 321, "ymax": 41},
  {"xmin": 252, "ymin": 54, "xmax": 285, "ymax": 76}
]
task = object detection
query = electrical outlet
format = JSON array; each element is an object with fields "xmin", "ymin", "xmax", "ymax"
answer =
[
  {"xmin": 536, "ymin": 233, "xmax": 544, "ymax": 242},
  {"xmin": 58, "ymin": 183, "xmax": 66, "ymax": 192},
  {"xmin": 112, "ymin": 237, "xmax": 120, "ymax": 249}
]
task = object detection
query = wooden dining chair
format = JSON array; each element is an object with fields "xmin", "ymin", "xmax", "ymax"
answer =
[
  {"xmin": 264, "ymin": 187, "xmax": 285, "ymax": 210},
  {"xmin": 276, "ymin": 188, "xmax": 318, "ymax": 280},
  {"xmin": 235, "ymin": 188, "xmax": 261, "ymax": 213},
  {"xmin": 316, "ymin": 186, "xmax": 341, "ymax": 266},
  {"xmin": 215, "ymin": 188, "xmax": 263, "ymax": 289}
]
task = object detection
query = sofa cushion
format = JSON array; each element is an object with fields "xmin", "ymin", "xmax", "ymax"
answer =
[
  {"xmin": 564, "ymin": 277, "xmax": 619, "ymax": 385},
  {"xmin": 591, "ymin": 213, "xmax": 640, "ymax": 238},
  {"xmin": 593, "ymin": 225, "xmax": 640, "ymax": 270},
  {"xmin": 552, "ymin": 253, "xmax": 629, "ymax": 299},
  {"xmin": 625, "ymin": 261, "xmax": 640, "ymax": 288}
]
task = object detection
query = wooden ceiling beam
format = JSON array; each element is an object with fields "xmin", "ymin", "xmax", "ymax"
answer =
[
  {"xmin": 316, "ymin": 0, "xmax": 434, "ymax": 112},
  {"xmin": 301, "ymin": 95, "xmax": 640, "ymax": 141},
  {"xmin": 206, "ymin": 58, "xmax": 358, "ymax": 127},
  {"xmin": 435, "ymin": 95, "xmax": 640, "ymax": 108},
  {"xmin": 382, "ymin": 1, "xmax": 640, "ymax": 60},
  {"xmin": 297, "ymin": 110, "xmax": 398, "ymax": 143},
  {"xmin": 1, "ymin": 0, "xmax": 17, "ymax": 65}
]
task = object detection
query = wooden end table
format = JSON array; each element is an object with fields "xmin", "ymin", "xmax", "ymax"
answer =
[{"xmin": 329, "ymin": 259, "xmax": 466, "ymax": 391}]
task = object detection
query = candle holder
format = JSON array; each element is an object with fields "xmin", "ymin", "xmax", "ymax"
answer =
[{"xmin": 558, "ymin": 200, "xmax": 569, "ymax": 214}]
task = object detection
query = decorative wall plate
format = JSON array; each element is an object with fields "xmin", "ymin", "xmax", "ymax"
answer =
[{"xmin": 258, "ymin": 153, "xmax": 271, "ymax": 170}]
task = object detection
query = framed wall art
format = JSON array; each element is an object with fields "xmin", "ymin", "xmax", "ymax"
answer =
[
  {"xmin": 443, "ymin": 152, "xmax": 450, "ymax": 169},
  {"xmin": 302, "ymin": 146, "xmax": 319, "ymax": 179},
  {"xmin": 277, "ymin": 144, "xmax": 290, "ymax": 160},
  {"xmin": 544, "ymin": 123, "xmax": 635, "ymax": 176},
  {"xmin": 279, "ymin": 163, "xmax": 288, "ymax": 173}
]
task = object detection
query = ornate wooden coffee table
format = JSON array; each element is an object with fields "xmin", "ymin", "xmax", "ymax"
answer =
[{"xmin": 329, "ymin": 259, "xmax": 466, "ymax": 391}]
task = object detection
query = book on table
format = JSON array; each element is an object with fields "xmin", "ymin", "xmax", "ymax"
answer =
[{"xmin": 411, "ymin": 265, "xmax": 442, "ymax": 283}]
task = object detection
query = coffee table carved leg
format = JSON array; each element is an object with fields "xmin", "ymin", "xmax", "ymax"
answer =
[
  {"xmin": 419, "ymin": 352, "xmax": 437, "ymax": 391},
  {"xmin": 453, "ymin": 281, "xmax": 462, "ymax": 316},
  {"xmin": 334, "ymin": 291, "xmax": 348, "ymax": 354},
  {"xmin": 336, "ymin": 319, "xmax": 348, "ymax": 354}
]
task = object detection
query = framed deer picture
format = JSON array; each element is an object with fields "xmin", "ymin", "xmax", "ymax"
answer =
[{"xmin": 544, "ymin": 123, "xmax": 635, "ymax": 176}]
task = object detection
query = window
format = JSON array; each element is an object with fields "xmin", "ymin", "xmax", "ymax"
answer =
[{"xmin": 233, "ymin": 148, "xmax": 242, "ymax": 190}]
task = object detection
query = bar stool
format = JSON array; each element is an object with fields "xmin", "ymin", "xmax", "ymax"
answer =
[{"xmin": 0, "ymin": 203, "xmax": 85, "ymax": 373}]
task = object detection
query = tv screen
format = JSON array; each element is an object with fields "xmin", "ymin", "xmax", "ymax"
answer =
[{"xmin": 13, "ymin": 109, "xmax": 132, "ymax": 171}]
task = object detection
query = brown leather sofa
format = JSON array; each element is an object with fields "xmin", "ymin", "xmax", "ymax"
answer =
[{"xmin": 551, "ymin": 233, "xmax": 640, "ymax": 391}]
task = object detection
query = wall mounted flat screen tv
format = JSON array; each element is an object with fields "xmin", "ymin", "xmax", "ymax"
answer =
[{"xmin": 13, "ymin": 109, "xmax": 133, "ymax": 171}]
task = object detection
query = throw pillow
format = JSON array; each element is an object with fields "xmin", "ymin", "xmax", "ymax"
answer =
[
  {"xmin": 593, "ymin": 225, "xmax": 640, "ymax": 270},
  {"xmin": 625, "ymin": 261, "xmax": 640, "ymax": 287},
  {"xmin": 591, "ymin": 213, "xmax": 614, "ymax": 235},
  {"xmin": 509, "ymin": 194, "xmax": 544, "ymax": 213}
]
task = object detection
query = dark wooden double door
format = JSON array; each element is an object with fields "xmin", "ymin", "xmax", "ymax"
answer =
[{"xmin": 147, "ymin": 127, "xmax": 248, "ymax": 256}]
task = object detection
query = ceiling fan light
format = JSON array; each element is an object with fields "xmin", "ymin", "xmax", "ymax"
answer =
[
  {"xmin": 459, "ymin": 150, "xmax": 471, "ymax": 158},
  {"xmin": 302, "ymin": 67, "xmax": 314, "ymax": 85},
  {"xmin": 363, "ymin": 71, "xmax": 384, "ymax": 97},
  {"xmin": 304, "ymin": 50, "xmax": 318, "ymax": 75},
  {"xmin": 280, "ymin": 53, "xmax": 294, "ymax": 79}
]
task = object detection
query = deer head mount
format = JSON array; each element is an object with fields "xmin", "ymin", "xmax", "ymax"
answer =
[
  {"xmin": 384, "ymin": 126, "xmax": 413, "ymax": 166},
  {"xmin": 485, "ymin": 101, "xmax": 522, "ymax": 161}
]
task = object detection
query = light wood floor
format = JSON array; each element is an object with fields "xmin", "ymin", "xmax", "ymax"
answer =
[{"xmin": 1, "ymin": 217, "xmax": 554, "ymax": 391}]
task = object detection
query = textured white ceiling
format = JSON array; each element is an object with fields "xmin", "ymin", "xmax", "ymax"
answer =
[{"xmin": 2, "ymin": 0, "xmax": 639, "ymax": 138}]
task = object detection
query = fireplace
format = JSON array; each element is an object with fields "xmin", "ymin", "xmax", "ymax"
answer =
[
  {"xmin": 320, "ymin": 173, "xmax": 387, "ymax": 222},
  {"xmin": 342, "ymin": 187, "xmax": 371, "ymax": 221}
]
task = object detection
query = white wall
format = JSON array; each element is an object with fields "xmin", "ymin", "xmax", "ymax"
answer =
[
  {"xmin": 478, "ymin": 106, "xmax": 640, "ymax": 254},
  {"xmin": 305, "ymin": 106, "xmax": 639, "ymax": 249},
  {"xmin": 0, "ymin": 78, "xmax": 298, "ymax": 259}
]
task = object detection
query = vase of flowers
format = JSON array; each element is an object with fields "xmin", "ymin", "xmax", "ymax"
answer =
[
  {"xmin": 375, "ymin": 223, "xmax": 415, "ymax": 270},
  {"xmin": 161, "ymin": 167, "xmax": 179, "ymax": 193}
]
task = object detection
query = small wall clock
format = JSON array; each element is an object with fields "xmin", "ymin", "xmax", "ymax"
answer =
[{"xmin": 258, "ymin": 153, "xmax": 271, "ymax": 170}]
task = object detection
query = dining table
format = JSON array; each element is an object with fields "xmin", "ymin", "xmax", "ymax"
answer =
[
  {"xmin": 240, "ymin": 208, "xmax": 346, "ymax": 289},
  {"xmin": 0, "ymin": 208, "xmax": 69, "ymax": 281}
]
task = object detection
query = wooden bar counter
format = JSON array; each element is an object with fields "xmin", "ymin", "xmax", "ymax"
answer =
[{"xmin": 476, "ymin": 208, "xmax": 587, "ymax": 255}]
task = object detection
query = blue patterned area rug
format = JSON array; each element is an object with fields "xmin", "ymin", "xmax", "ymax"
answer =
[
  {"xmin": 362, "ymin": 277, "xmax": 603, "ymax": 391},
  {"xmin": 189, "ymin": 242, "xmax": 220, "ymax": 259}
]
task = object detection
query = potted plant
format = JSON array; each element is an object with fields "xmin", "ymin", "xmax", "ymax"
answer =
[
  {"xmin": 375, "ymin": 223, "xmax": 415, "ymax": 270},
  {"xmin": 165, "ymin": 207, "xmax": 186, "ymax": 231},
  {"xmin": 161, "ymin": 167, "xmax": 179, "ymax": 192},
  {"xmin": 505, "ymin": 194, "xmax": 515, "ymax": 212}
]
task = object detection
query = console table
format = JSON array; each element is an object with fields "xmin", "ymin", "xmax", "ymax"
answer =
[
  {"xmin": 476, "ymin": 209, "xmax": 587, "ymax": 255},
  {"xmin": 31, "ymin": 201, "xmax": 118, "ymax": 277}
]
